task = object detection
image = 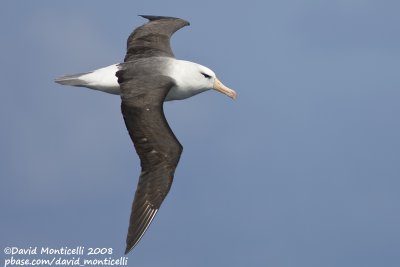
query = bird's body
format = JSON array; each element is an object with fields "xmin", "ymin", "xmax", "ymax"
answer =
[
  {"xmin": 55, "ymin": 15, "xmax": 236, "ymax": 254},
  {"xmin": 56, "ymin": 58, "xmax": 221, "ymax": 101}
]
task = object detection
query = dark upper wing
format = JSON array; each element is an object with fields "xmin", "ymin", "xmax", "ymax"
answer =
[
  {"xmin": 124, "ymin": 15, "xmax": 190, "ymax": 62},
  {"xmin": 117, "ymin": 69, "xmax": 183, "ymax": 254}
]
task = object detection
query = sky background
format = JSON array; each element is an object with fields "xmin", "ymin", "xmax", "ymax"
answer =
[{"xmin": 1, "ymin": 1, "xmax": 399, "ymax": 266}]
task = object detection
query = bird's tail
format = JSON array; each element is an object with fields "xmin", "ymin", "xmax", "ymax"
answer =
[
  {"xmin": 54, "ymin": 72, "xmax": 92, "ymax": 87},
  {"xmin": 54, "ymin": 64, "xmax": 120, "ymax": 95}
]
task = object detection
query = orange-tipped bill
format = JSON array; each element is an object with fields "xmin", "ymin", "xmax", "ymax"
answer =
[{"xmin": 213, "ymin": 78, "xmax": 237, "ymax": 99}]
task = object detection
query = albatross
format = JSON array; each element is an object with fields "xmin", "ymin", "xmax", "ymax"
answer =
[{"xmin": 55, "ymin": 15, "xmax": 236, "ymax": 254}]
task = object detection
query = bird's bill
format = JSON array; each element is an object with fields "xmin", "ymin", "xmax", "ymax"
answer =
[{"xmin": 213, "ymin": 78, "xmax": 237, "ymax": 99}]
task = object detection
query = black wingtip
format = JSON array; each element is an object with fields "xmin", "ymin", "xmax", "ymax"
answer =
[
  {"xmin": 139, "ymin": 15, "xmax": 177, "ymax": 21},
  {"xmin": 124, "ymin": 247, "xmax": 132, "ymax": 255},
  {"xmin": 138, "ymin": 15, "xmax": 190, "ymax": 26},
  {"xmin": 124, "ymin": 237, "xmax": 137, "ymax": 255}
]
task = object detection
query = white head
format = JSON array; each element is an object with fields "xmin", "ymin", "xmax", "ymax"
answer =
[{"xmin": 168, "ymin": 60, "xmax": 236, "ymax": 101}]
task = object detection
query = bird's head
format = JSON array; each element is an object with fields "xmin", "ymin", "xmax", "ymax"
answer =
[
  {"xmin": 170, "ymin": 60, "xmax": 236, "ymax": 100},
  {"xmin": 196, "ymin": 65, "xmax": 237, "ymax": 100}
]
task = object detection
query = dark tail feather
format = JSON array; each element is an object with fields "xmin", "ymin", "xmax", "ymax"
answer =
[{"xmin": 54, "ymin": 72, "xmax": 91, "ymax": 87}]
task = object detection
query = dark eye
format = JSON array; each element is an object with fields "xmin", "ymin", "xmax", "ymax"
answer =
[{"xmin": 201, "ymin": 72, "xmax": 212, "ymax": 79}]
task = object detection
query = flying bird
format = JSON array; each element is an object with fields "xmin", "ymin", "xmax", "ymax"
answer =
[{"xmin": 55, "ymin": 15, "xmax": 236, "ymax": 254}]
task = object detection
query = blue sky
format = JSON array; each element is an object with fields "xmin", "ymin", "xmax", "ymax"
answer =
[{"xmin": 1, "ymin": 1, "xmax": 399, "ymax": 266}]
